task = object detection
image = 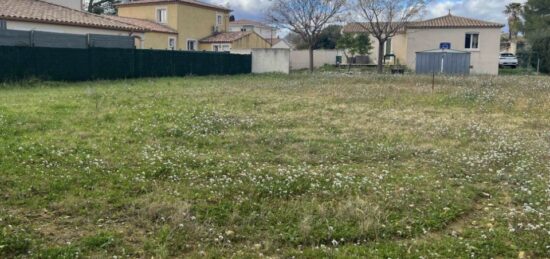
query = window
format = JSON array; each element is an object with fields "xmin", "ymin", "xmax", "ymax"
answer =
[
  {"xmin": 385, "ymin": 38, "xmax": 392, "ymax": 55},
  {"xmin": 240, "ymin": 28, "xmax": 246, "ymax": 32},
  {"xmin": 217, "ymin": 14, "xmax": 223, "ymax": 25},
  {"xmin": 187, "ymin": 40, "xmax": 197, "ymax": 51},
  {"xmin": 212, "ymin": 44, "xmax": 230, "ymax": 52},
  {"xmin": 465, "ymin": 33, "xmax": 479, "ymax": 49},
  {"xmin": 0, "ymin": 20, "xmax": 6, "ymax": 30},
  {"xmin": 168, "ymin": 37, "xmax": 177, "ymax": 50},
  {"xmin": 156, "ymin": 8, "xmax": 167, "ymax": 23}
]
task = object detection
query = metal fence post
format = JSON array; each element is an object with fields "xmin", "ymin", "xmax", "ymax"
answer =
[
  {"xmin": 432, "ymin": 72, "xmax": 435, "ymax": 93},
  {"xmin": 30, "ymin": 30, "xmax": 35, "ymax": 47}
]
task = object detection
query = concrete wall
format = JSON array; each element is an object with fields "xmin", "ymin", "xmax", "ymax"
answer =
[
  {"xmin": 42, "ymin": 0, "xmax": 82, "ymax": 10},
  {"xmin": 406, "ymin": 28, "xmax": 501, "ymax": 75},
  {"xmin": 230, "ymin": 49, "xmax": 252, "ymax": 54},
  {"xmin": 251, "ymin": 48, "xmax": 289, "ymax": 74},
  {"xmin": 290, "ymin": 49, "xmax": 344, "ymax": 70},
  {"xmin": 118, "ymin": 3, "xmax": 230, "ymax": 51}
]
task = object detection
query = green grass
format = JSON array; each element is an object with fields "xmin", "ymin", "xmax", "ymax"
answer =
[
  {"xmin": 1, "ymin": 73, "xmax": 549, "ymax": 258},
  {"xmin": 499, "ymin": 67, "xmax": 540, "ymax": 76}
]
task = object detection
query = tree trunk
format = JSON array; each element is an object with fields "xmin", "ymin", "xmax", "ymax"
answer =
[
  {"xmin": 88, "ymin": 0, "xmax": 94, "ymax": 12},
  {"xmin": 343, "ymin": 53, "xmax": 351, "ymax": 72},
  {"xmin": 377, "ymin": 40, "xmax": 385, "ymax": 74},
  {"xmin": 309, "ymin": 46, "xmax": 314, "ymax": 73}
]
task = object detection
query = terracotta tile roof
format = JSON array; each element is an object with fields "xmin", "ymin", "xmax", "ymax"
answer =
[
  {"xmin": 0, "ymin": 0, "xmax": 143, "ymax": 32},
  {"xmin": 199, "ymin": 31, "xmax": 252, "ymax": 43},
  {"xmin": 408, "ymin": 14, "xmax": 504, "ymax": 29},
  {"xmin": 343, "ymin": 14, "xmax": 504, "ymax": 33},
  {"xmin": 117, "ymin": 0, "xmax": 231, "ymax": 12},
  {"xmin": 343, "ymin": 22, "xmax": 406, "ymax": 33},
  {"xmin": 106, "ymin": 16, "xmax": 178, "ymax": 34},
  {"xmin": 268, "ymin": 38, "xmax": 282, "ymax": 45}
]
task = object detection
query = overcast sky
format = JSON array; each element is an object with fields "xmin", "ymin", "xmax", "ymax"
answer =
[{"xmin": 205, "ymin": 0, "xmax": 525, "ymax": 27}]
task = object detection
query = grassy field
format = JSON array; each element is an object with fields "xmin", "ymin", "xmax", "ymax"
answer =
[{"xmin": 1, "ymin": 73, "xmax": 549, "ymax": 258}]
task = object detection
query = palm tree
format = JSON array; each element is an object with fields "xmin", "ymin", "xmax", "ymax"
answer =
[{"xmin": 504, "ymin": 3, "xmax": 523, "ymax": 40}]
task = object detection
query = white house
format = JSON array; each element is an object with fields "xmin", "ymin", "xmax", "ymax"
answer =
[
  {"xmin": 344, "ymin": 14, "xmax": 504, "ymax": 75},
  {"xmin": 42, "ymin": 0, "xmax": 83, "ymax": 10},
  {"xmin": 229, "ymin": 19, "xmax": 278, "ymax": 41}
]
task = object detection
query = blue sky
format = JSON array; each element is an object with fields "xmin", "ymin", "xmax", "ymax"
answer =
[{"xmin": 205, "ymin": 0, "xmax": 525, "ymax": 27}]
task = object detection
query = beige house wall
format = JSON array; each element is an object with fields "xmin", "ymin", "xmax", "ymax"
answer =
[
  {"xmin": 364, "ymin": 27, "xmax": 501, "ymax": 75},
  {"xmin": 368, "ymin": 33, "xmax": 407, "ymax": 65},
  {"xmin": 117, "ymin": 4, "xmax": 179, "ymax": 29},
  {"xmin": 232, "ymin": 33, "xmax": 271, "ymax": 49},
  {"xmin": 118, "ymin": 3, "xmax": 230, "ymax": 51},
  {"xmin": 141, "ymin": 32, "xmax": 174, "ymax": 50},
  {"xmin": 393, "ymin": 33, "xmax": 408, "ymax": 65},
  {"xmin": 176, "ymin": 5, "xmax": 230, "ymax": 50},
  {"xmin": 198, "ymin": 42, "xmax": 226, "ymax": 51},
  {"xmin": 406, "ymin": 28, "xmax": 501, "ymax": 75}
]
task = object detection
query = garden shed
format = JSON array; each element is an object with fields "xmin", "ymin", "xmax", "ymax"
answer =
[{"xmin": 416, "ymin": 49, "xmax": 471, "ymax": 75}]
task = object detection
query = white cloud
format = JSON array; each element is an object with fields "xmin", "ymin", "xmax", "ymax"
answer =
[
  {"xmin": 426, "ymin": 0, "xmax": 527, "ymax": 25},
  {"xmin": 206, "ymin": 0, "xmax": 272, "ymax": 20},
  {"xmin": 203, "ymin": 0, "xmax": 525, "ymax": 32},
  {"xmin": 204, "ymin": 0, "xmax": 525, "ymax": 22},
  {"xmin": 208, "ymin": 0, "xmax": 271, "ymax": 12}
]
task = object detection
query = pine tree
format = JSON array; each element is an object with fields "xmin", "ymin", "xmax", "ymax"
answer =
[{"xmin": 523, "ymin": 0, "xmax": 550, "ymax": 73}]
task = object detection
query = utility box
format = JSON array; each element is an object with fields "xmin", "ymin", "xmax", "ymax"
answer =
[{"xmin": 416, "ymin": 49, "xmax": 471, "ymax": 75}]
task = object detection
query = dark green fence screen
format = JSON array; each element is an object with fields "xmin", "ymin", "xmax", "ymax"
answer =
[{"xmin": 0, "ymin": 46, "xmax": 252, "ymax": 81}]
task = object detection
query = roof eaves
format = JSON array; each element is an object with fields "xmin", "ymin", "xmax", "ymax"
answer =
[
  {"xmin": 104, "ymin": 16, "xmax": 179, "ymax": 34},
  {"xmin": 0, "ymin": 15, "xmax": 143, "ymax": 32}
]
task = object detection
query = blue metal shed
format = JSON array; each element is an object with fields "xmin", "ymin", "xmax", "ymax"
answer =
[{"xmin": 416, "ymin": 49, "xmax": 471, "ymax": 75}]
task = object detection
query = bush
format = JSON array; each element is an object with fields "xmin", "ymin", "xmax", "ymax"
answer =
[{"xmin": 530, "ymin": 36, "xmax": 550, "ymax": 73}]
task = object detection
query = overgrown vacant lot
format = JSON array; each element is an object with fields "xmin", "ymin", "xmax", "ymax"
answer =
[{"xmin": 1, "ymin": 73, "xmax": 549, "ymax": 258}]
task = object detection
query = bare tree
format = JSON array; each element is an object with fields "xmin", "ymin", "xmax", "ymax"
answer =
[
  {"xmin": 356, "ymin": 0, "xmax": 428, "ymax": 73},
  {"xmin": 268, "ymin": 0, "xmax": 347, "ymax": 72},
  {"xmin": 85, "ymin": 0, "xmax": 119, "ymax": 14}
]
